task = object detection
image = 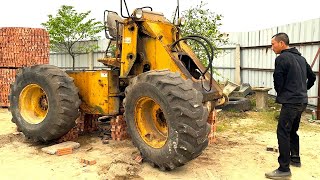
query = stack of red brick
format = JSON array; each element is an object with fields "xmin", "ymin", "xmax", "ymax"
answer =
[
  {"xmin": 57, "ymin": 112, "xmax": 100, "ymax": 143},
  {"xmin": 0, "ymin": 27, "xmax": 49, "ymax": 107},
  {"xmin": 111, "ymin": 115, "xmax": 129, "ymax": 141},
  {"xmin": 78, "ymin": 113, "xmax": 99, "ymax": 134},
  {"xmin": 0, "ymin": 69, "xmax": 16, "ymax": 106},
  {"xmin": 57, "ymin": 126, "xmax": 79, "ymax": 143},
  {"xmin": 207, "ymin": 109, "xmax": 217, "ymax": 144}
]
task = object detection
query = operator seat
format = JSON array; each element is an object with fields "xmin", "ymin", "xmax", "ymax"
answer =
[
  {"xmin": 99, "ymin": 11, "xmax": 124, "ymax": 66},
  {"xmin": 106, "ymin": 12, "xmax": 124, "ymax": 40}
]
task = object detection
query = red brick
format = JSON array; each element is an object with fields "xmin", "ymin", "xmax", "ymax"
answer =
[
  {"xmin": 207, "ymin": 109, "xmax": 217, "ymax": 144},
  {"xmin": 56, "ymin": 147, "xmax": 73, "ymax": 156}
]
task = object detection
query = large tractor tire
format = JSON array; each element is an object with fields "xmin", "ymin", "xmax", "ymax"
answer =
[
  {"xmin": 9, "ymin": 65, "xmax": 81, "ymax": 142},
  {"xmin": 124, "ymin": 70, "xmax": 210, "ymax": 170}
]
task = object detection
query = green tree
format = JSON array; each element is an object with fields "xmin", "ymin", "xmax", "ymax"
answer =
[
  {"xmin": 42, "ymin": 5, "xmax": 104, "ymax": 70},
  {"xmin": 180, "ymin": 1, "xmax": 228, "ymax": 67}
]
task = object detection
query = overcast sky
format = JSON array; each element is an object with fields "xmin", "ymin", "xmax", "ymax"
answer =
[{"xmin": 0, "ymin": 0, "xmax": 319, "ymax": 33}]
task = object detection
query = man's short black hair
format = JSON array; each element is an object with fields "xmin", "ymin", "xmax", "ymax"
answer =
[{"xmin": 272, "ymin": 32, "xmax": 290, "ymax": 45}]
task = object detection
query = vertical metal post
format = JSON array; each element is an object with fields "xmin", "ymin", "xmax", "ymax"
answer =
[
  {"xmin": 88, "ymin": 51, "xmax": 94, "ymax": 70},
  {"xmin": 177, "ymin": 0, "xmax": 180, "ymax": 19},
  {"xmin": 317, "ymin": 50, "xmax": 320, "ymax": 120},
  {"xmin": 235, "ymin": 44, "xmax": 241, "ymax": 84},
  {"xmin": 309, "ymin": 48, "xmax": 320, "ymax": 119}
]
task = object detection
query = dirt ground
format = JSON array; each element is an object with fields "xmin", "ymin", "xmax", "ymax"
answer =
[{"xmin": 0, "ymin": 107, "xmax": 319, "ymax": 180}]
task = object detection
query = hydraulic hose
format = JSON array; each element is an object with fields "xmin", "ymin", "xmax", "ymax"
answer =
[
  {"xmin": 183, "ymin": 35, "xmax": 215, "ymax": 74},
  {"xmin": 171, "ymin": 35, "xmax": 215, "ymax": 92}
]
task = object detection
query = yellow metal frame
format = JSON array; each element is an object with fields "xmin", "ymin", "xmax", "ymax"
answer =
[
  {"xmin": 120, "ymin": 22, "xmax": 138, "ymax": 77},
  {"xmin": 120, "ymin": 17, "xmax": 184, "ymax": 78},
  {"xmin": 118, "ymin": 10, "xmax": 224, "ymax": 102},
  {"xmin": 67, "ymin": 70, "xmax": 120, "ymax": 115}
]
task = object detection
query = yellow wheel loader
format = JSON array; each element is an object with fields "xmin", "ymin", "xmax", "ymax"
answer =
[{"xmin": 9, "ymin": 0, "xmax": 226, "ymax": 170}]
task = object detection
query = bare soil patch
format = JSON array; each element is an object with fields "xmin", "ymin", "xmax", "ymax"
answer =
[{"xmin": 0, "ymin": 108, "xmax": 319, "ymax": 180}]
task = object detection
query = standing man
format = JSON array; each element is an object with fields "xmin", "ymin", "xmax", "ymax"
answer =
[{"xmin": 265, "ymin": 32, "xmax": 316, "ymax": 179}]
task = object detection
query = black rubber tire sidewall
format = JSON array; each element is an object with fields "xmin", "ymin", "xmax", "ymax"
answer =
[
  {"xmin": 125, "ymin": 82, "xmax": 178, "ymax": 163},
  {"xmin": 10, "ymin": 65, "xmax": 80, "ymax": 142},
  {"xmin": 11, "ymin": 70, "xmax": 59, "ymax": 136},
  {"xmin": 124, "ymin": 70, "xmax": 210, "ymax": 170}
]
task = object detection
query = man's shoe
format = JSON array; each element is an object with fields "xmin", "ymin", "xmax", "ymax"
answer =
[
  {"xmin": 290, "ymin": 155, "xmax": 301, "ymax": 167},
  {"xmin": 265, "ymin": 169, "xmax": 292, "ymax": 179},
  {"xmin": 290, "ymin": 161, "xmax": 301, "ymax": 167}
]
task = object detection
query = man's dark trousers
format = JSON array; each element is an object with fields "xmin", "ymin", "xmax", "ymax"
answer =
[{"xmin": 277, "ymin": 103, "xmax": 307, "ymax": 172}]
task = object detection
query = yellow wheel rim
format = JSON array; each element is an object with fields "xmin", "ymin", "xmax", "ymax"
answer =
[
  {"xmin": 135, "ymin": 96, "xmax": 168, "ymax": 148},
  {"xmin": 19, "ymin": 84, "xmax": 49, "ymax": 124}
]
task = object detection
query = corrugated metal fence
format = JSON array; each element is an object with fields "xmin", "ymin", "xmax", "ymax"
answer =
[
  {"xmin": 213, "ymin": 18, "xmax": 320, "ymax": 106},
  {"xmin": 50, "ymin": 18, "xmax": 320, "ymax": 106},
  {"xmin": 50, "ymin": 39, "xmax": 109, "ymax": 70}
]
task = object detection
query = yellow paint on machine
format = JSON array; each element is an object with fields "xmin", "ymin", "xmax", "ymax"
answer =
[
  {"xmin": 120, "ymin": 22, "xmax": 138, "ymax": 78},
  {"xmin": 67, "ymin": 70, "xmax": 120, "ymax": 115},
  {"xmin": 120, "ymin": 18, "xmax": 186, "ymax": 79}
]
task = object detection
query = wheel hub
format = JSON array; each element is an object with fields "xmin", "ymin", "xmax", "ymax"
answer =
[
  {"xmin": 135, "ymin": 96, "xmax": 168, "ymax": 148},
  {"xmin": 39, "ymin": 95, "xmax": 48, "ymax": 110},
  {"xmin": 19, "ymin": 84, "xmax": 49, "ymax": 124}
]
